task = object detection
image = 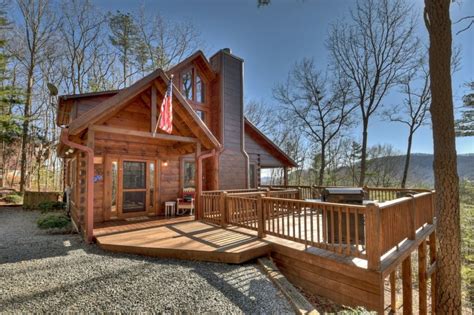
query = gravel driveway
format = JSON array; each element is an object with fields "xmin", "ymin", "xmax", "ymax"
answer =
[{"xmin": 0, "ymin": 208, "xmax": 293, "ymax": 314}]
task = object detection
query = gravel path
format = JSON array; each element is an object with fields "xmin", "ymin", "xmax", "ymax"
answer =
[{"xmin": 0, "ymin": 208, "xmax": 293, "ymax": 314}]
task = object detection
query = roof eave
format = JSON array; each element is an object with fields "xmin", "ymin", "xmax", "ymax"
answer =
[{"xmin": 244, "ymin": 118, "xmax": 298, "ymax": 168}]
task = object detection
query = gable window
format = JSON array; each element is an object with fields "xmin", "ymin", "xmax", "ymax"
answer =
[
  {"xmin": 196, "ymin": 74, "xmax": 205, "ymax": 103},
  {"xmin": 180, "ymin": 68, "xmax": 206, "ymax": 104},
  {"xmin": 182, "ymin": 70, "xmax": 193, "ymax": 100},
  {"xmin": 196, "ymin": 110, "xmax": 205, "ymax": 121}
]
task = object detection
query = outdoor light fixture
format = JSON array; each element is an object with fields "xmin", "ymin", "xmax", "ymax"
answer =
[
  {"xmin": 67, "ymin": 148, "xmax": 74, "ymax": 154},
  {"xmin": 162, "ymin": 160, "xmax": 169, "ymax": 167}
]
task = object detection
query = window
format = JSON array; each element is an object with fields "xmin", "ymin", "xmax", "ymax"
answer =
[
  {"xmin": 181, "ymin": 70, "xmax": 193, "ymax": 100},
  {"xmin": 181, "ymin": 69, "xmax": 206, "ymax": 103},
  {"xmin": 196, "ymin": 74, "xmax": 204, "ymax": 103},
  {"xmin": 183, "ymin": 160, "xmax": 195, "ymax": 188},
  {"xmin": 69, "ymin": 159, "xmax": 77, "ymax": 203},
  {"xmin": 123, "ymin": 161, "xmax": 146, "ymax": 189},
  {"xmin": 111, "ymin": 161, "xmax": 118, "ymax": 212},
  {"xmin": 249, "ymin": 164, "xmax": 256, "ymax": 188},
  {"xmin": 196, "ymin": 110, "xmax": 205, "ymax": 121},
  {"xmin": 149, "ymin": 162, "xmax": 155, "ymax": 207}
]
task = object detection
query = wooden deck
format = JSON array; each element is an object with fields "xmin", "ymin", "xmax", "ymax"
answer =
[{"xmin": 94, "ymin": 218, "xmax": 271, "ymax": 264}]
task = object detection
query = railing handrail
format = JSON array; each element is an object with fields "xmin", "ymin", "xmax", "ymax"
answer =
[
  {"xmin": 260, "ymin": 184, "xmax": 433, "ymax": 192},
  {"xmin": 262, "ymin": 196, "xmax": 368, "ymax": 210}
]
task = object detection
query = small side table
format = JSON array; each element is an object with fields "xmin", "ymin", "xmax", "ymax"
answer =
[{"xmin": 165, "ymin": 201, "xmax": 176, "ymax": 217}]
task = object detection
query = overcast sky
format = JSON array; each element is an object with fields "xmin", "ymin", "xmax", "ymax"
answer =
[{"xmin": 95, "ymin": 0, "xmax": 473, "ymax": 154}]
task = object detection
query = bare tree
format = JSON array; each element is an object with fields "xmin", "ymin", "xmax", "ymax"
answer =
[
  {"xmin": 60, "ymin": 0, "xmax": 107, "ymax": 94},
  {"xmin": 424, "ymin": 0, "xmax": 462, "ymax": 312},
  {"xmin": 134, "ymin": 7, "xmax": 203, "ymax": 72},
  {"xmin": 385, "ymin": 58, "xmax": 430, "ymax": 188},
  {"xmin": 328, "ymin": 0, "xmax": 419, "ymax": 186},
  {"xmin": 274, "ymin": 58, "xmax": 355, "ymax": 185},
  {"xmin": 244, "ymin": 99, "xmax": 278, "ymax": 136},
  {"xmin": 9, "ymin": 0, "xmax": 57, "ymax": 192}
]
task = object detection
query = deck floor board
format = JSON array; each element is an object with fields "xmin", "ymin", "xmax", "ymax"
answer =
[{"xmin": 95, "ymin": 218, "xmax": 271, "ymax": 264}]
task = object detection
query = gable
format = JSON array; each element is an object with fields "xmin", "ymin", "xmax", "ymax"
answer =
[
  {"xmin": 167, "ymin": 50, "xmax": 216, "ymax": 82},
  {"xmin": 57, "ymin": 91, "xmax": 119, "ymax": 126},
  {"xmin": 67, "ymin": 69, "xmax": 220, "ymax": 151}
]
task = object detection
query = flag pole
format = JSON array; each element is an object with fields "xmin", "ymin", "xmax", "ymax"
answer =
[{"xmin": 153, "ymin": 74, "xmax": 173, "ymax": 137}]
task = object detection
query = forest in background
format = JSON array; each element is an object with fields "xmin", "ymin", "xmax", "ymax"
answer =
[{"xmin": 0, "ymin": 0, "xmax": 203, "ymax": 192}]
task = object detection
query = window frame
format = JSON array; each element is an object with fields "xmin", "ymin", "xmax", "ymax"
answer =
[
  {"xmin": 178, "ymin": 67, "xmax": 208, "ymax": 105},
  {"xmin": 69, "ymin": 158, "xmax": 77, "ymax": 205},
  {"xmin": 105, "ymin": 155, "xmax": 160, "ymax": 219},
  {"xmin": 180, "ymin": 157, "xmax": 196, "ymax": 191}
]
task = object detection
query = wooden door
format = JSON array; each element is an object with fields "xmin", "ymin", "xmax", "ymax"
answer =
[
  {"xmin": 105, "ymin": 156, "xmax": 159, "ymax": 219},
  {"xmin": 121, "ymin": 160, "xmax": 148, "ymax": 214}
]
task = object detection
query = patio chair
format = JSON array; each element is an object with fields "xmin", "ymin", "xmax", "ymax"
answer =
[{"xmin": 177, "ymin": 188, "xmax": 195, "ymax": 215}]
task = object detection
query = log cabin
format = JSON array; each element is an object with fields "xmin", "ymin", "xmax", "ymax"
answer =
[
  {"xmin": 55, "ymin": 48, "xmax": 438, "ymax": 313},
  {"xmin": 56, "ymin": 48, "xmax": 297, "ymax": 241}
]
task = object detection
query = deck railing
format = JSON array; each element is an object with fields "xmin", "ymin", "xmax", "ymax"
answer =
[
  {"xmin": 202, "ymin": 186, "xmax": 435, "ymax": 268},
  {"xmin": 262, "ymin": 197, "xmax": 367, "ymax": 258},
  {"xmin": 201, "ymin": 186, "xmax": 436, "ymax": 313},
  {"xmin": 226, "ymin": 195, "xmax": 258, "ymax": 230}
]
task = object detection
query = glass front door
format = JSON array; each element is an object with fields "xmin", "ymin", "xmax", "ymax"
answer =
[{"xmin": 122, "ymin": 161, "xmax": 147, "ymax": 213}]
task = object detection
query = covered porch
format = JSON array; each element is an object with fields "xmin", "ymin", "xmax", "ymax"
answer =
[{"xmin": 58, "ymin": 69, "xmax": 221, "ymax": 243}]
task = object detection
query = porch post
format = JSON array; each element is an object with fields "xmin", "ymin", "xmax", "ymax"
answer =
[
  {"xmin": 85, "ymin": 130, "xmax": 95, "ymax": 243},
  {"xmin": 195, "ymin": 143, "xmax": 202, "ymax": 220},
  {"xmin": 283, "ymin": 166, "xmax": 289, "ymax": 187}
]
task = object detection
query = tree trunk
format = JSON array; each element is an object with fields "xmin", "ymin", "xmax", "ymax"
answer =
[
  {"xmin": 19, "ymin": 70, "xmax": 33, "ymax": 192},
  {"xmin": 359, "ymin": 119, "xmax": 368, "ymax": 186},
  {"xmin": 401, "ymin": 130, "xmax": 414, "ymax": 188},
  {"xmin": 424, "ymin": 0, "xmax": 462, "ymax": 313},
  {"xmin": 318, "ymin": 145, "xmax": 326, "ymax": 186},
  {"xmin": 37, "ymin": 162, "xmax": 41, "ymax": 192}
]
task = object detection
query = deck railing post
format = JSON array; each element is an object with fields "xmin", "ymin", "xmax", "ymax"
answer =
[
  {"xmin": 402, "ymin": 255, "xmax": 413, "ymax": 314},
  {"xmin": 408, "ymin": 194, "xmax": 416, "ymax": 240},
  {"xmin": 366, "ymin": 202, "xmax": 381, "ymax": 270},
  {"xmin": 297, "ymin": 187, "xmax": 302, "ymax": 200},
  {"xmin": 418, "ymin": 239, "xmax": 427, "ymax": 315},
  {"xmin": 220, "ymin": 191, "xmax": 227, "ymax": 227},
  {"xmin": 429, "ymin": 190, "xmax": 436, "ymax": 224},
  {"xmin": 257, "ymin": 194, "xmax": 265, "ymax": 238}
]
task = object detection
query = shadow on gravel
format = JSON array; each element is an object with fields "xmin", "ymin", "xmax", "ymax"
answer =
[
  {"xmin": 0, "ymin": 235, "xmax": 84, "ymax": 264},
  {"xmin": 191, "ymin": 262, "xmax": 269, "ymax": 313}
]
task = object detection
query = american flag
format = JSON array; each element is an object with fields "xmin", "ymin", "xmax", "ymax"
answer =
[{"xmin": 157, "ymin": 76, "xmax": 173, "ymax": 134}]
